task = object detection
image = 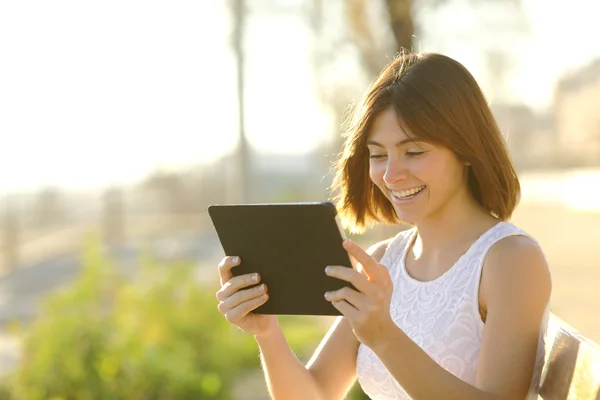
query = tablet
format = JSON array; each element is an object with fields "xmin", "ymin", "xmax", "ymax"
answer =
[{"xmin": 207, "ymin": 202, "xmax": 353, "ymax": 316}]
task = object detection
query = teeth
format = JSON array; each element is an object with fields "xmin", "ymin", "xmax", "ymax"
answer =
[{"xmin": 392, "ymin": 185, "xmax": 425, "ymax": 199}]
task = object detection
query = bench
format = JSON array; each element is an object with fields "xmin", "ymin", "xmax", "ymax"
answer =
[{"xmin": 539, "ymin": 313, "xmax": 600, "ymax": 399}]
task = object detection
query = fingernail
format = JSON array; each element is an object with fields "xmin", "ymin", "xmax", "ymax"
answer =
[
  {"xmin": 325, "ymin": 266, "xmax": 332, "ymax": 274},
  {"xmin": 252, "ymin": 273, "xmax": 259, "ymax": 282},
  {"xmin": 232, "ymin": 256, "xmax": 239, "ymax": 264},
  {"xmin": 324, "ymin": 292, "xmax": 331, "ymax": 299}
]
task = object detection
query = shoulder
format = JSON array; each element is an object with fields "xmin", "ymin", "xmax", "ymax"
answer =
[
  {"xmin": 482, "ymin": 233, "xmax": 552, "ymax": 311},
  {"xmin": 485, "ymin": 233, "xmax": 550, "ymax": 279},
  {"xmin": 365, "ymin": 226, "xmax": 414, "ymax": 263}
]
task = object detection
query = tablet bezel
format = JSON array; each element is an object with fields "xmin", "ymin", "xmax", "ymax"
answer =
[{"xmin": 208, "ymin": 202, "xmax": 354, "ymax": 316}]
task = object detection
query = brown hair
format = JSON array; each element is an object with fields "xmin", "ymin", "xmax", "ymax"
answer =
[{"xmin": 331, "ymin": 51, "xmax": 520, "ymax": 233}]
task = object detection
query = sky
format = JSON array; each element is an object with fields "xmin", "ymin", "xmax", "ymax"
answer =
[{"xmin": 1, "ymin": 0, "xmax": 599, "ymax": 192}]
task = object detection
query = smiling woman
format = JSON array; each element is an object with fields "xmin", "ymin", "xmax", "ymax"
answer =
[{"xmin": 214, "ymin": 50, "xmax": 552, "ymax": 400}]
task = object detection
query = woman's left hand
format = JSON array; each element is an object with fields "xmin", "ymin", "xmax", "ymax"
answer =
[{"xmin": 324, "ymin": 239, "xmax": 396, "ymax": 347}]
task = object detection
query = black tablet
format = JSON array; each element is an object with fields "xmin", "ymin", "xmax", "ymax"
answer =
[{"xmin": 207, "ymin": 202, "xmax": 353, "ymax": 316}]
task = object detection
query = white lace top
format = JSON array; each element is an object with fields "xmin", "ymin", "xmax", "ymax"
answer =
[{"xmin": 356, "ymin": 222, "xmax": 550, "ymax": 400}]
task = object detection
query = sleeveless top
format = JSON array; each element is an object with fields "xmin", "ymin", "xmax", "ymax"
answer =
[{"xmin": 356, "ymin": 222, "xmax": 550, "ymax": 400}]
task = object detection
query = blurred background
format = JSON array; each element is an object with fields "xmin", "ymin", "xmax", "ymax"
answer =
[{"xmin": 0, "ymin": 0, "xmax": 599, "ymax": 398}]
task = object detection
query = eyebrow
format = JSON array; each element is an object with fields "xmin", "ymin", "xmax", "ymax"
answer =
[{"xmin": 366, "ymin": 138, "xmax": 422, "ymax": 148}]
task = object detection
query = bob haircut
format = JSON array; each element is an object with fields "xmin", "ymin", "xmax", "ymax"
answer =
[{"xmin": 331, "ymin": 51, "xmax": 520, "ymax": 233}]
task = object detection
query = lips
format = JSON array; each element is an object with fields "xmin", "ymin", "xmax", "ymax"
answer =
[{"xmin": 390, "ymin": 185, "xmax": 427, "ymax": 199}]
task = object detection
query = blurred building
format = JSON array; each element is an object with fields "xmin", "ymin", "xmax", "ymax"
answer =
[
  {"xmin": 554, "ymin": 58, "xmax": 600, "ymax": 166},
  {"xmin": 491, "ymin": 103, "xmax": 555, "ymax": 170}
]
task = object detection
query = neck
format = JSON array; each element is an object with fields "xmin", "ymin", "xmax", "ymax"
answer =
[{"xmin": 412, "ymin": 188, "xmax": 499, "ymax": 254}]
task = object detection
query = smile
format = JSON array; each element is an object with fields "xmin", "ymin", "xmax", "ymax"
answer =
[{"xmin": 390, "ymin": 185, "xmax": 427, "ymax": 200}]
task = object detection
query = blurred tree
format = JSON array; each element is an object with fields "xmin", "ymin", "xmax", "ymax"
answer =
[
  {"xmin": 309, "ymin": 0, "xmax": 528, "ymax": 169},
  {"xmin": 385, "ymin": 0, "xmax": 414, "ymax": 52},
  {"xmin": 226, "ymin": 0, "xmax": 251, "ymax": 205},
  {"xmin": 345, "ymin": 0, "xmax": 414, "ymax": 76}
]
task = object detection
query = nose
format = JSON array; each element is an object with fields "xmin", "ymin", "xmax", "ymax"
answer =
[{"xmin": 383, "ymin": 155, "xmax": 408, "ymax": 186}]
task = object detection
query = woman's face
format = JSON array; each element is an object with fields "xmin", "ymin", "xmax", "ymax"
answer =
[{"xmin": 367, "ymin": 107, "xmax": 470, "ymax": 225}]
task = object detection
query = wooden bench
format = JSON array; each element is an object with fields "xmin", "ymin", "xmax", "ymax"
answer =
[{"xmin": 539, "ymin": 313, "xmax": 600, "ymax": 399}]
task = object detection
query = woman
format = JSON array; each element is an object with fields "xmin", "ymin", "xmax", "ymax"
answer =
[{"xmin": 215, "ymin": 51, "xmax": 552, "ymax": 400}]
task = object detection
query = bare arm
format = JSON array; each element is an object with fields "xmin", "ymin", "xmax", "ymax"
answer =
[
  {"xmin": 256, "ymin": 238, "xmax": 392, "ymax": 400},
  {"xmin": 474, "ymin": 235, "xmax": 552, "ymax": 398}
]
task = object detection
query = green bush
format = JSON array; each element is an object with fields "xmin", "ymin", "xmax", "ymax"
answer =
[{"xmin": 5, "ymin": 237, "xmax": 264, "ymax": 400}]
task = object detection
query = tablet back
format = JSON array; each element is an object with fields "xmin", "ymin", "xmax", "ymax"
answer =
[{"xmin": 208, "ymin": 202, "xmax": 353, "ymax": 316}]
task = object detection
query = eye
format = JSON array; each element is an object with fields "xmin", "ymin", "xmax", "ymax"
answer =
[
  {"xmin": 369, "ymin": 154, "xmax": 387, "ymax": 160},
  {"xmin": 406, "ymin": 151, "xmax": 425, "ymax": 158}
]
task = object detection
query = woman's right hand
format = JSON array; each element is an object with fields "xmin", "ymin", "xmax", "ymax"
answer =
[{"xmin": 216, "ymin": 256, "xmax": 279, "ymax": 337}]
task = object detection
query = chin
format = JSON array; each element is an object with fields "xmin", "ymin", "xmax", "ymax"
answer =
[{"xmin": 393, "ymin": 207, "xmax": 422, "ymax": 225}]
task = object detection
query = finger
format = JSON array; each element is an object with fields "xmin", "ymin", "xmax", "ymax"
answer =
[
  {"xmin": 216, "ymin": 272, "xmax": 261, "ymax": 301},
  {"xmin": 224, "ymin": 293, "xmax": 270, "ymax": 324},
  {"xmin": 217, "ymin": 256, "xmax": 242, "ymax": 286},
  {"xmin": 325, "ymin": 265, "xmax": 371, "ymax": 294},
  {"xmin": 331, "ymin": 300, "xmax": 359, "ymax": 320},
  {"xmin": 343, "ymin": 240, "xmax": 381, "ymax": 281},
  {"xmin": 219, "ymin": 283, "xmax": 268, "ymax": 313},
  {"xmin": 325, "ymin": 286, "xmax": 366, "ymax": 309}
]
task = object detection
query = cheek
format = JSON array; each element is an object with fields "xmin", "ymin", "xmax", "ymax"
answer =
[
  {"xmin": 368, "ymin": 161, "xmax": 385, "ymax": 185},
  {"xmin": 408, "ymin": 160, "xmax": 430, "ymax": 176},
  {"xmin": 425, "ymin": 158, "xmax": 465, "ymax": 195},
  {"xmin": 406, "ymin": 157, "xmax": 437, "ymax": 182}
]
